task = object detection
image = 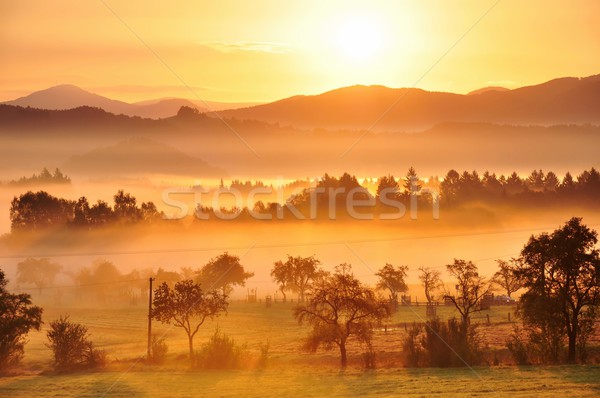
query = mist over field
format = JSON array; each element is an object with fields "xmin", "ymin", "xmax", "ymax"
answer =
[{"xmin": 2, "ymin": 1, "xmax": 600, "ymax": 396}]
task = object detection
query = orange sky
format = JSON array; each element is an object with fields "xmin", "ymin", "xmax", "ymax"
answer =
[{"xmin": 1, "ymin": 0, "xmax": 600, "ymax": 103}]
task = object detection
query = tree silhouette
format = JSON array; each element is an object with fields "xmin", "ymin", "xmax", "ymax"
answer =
[
  {"xmin": 113, "ymin": 190, "xmax": 142, "ymax": 223},
  {"xmin": 418, "ymin": 266, "xmax": 443, "ymax": 304},
  {"xmin": 16, "ymin": 258, "xmax": 62, "ymax": 294},
  {"xmin": 0, "ymin": 269, "xmax": 43, "ymax": 371},
  {"xmin": 274, "ymin": 255, "xmax": 323, "ymax": 302},
  {"xmin": 403, "ymin": 167, "xmax": 422, "ymax": 197},
  {"xmin": 516, "ymin": 217, "xmax": 600, "ymax": 362},
  {"xmin": 196, "ymin": 252, "xmax": 254, "ymax": 295},
  {"xmin": 152, "ymin": 280, "xmax": 228, "ymax": 359},
  {"xmin": 376, "ymin": 175, "xmax": 400, "ymax": 200},
  {"xmin": 444, "ymin": 259, "xmax": 491, "ymax": 330},
  {"xmin": 375, "ymin": 263, "xmax": 408, "ymax": 306},
  {"xmin": 544, "ymin": 171, "xmax": 560, "ymax": 192},
  {"xmin": 88, "ymin": 200, "xmax": 114, "ymax": 226},
  {"xmin": 294, "ymin": 264, "xmax": 389, "ymax": 368},
  {"xmin": 270, "ymin": 259, "xmax": 294, "ymax": 302},
  {"xmin": 440, "ymin": 169, "xmax": 460, "ymax": 205},
  {"xmin": 9, "ymin": 191, "xmax": 74, "ymax": 231},
  {"xmin": 491, "ymin": 259, "xmax": 521, "ymax": 298}
]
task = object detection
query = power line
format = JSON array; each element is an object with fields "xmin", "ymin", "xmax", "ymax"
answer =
[{"xmin": 1, "ymin": 223, "xmax": 585, "ymax": 260}]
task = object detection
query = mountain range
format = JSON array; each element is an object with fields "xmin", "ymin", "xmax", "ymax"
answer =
[
  {"xmin": 219, "ymin": 74, "xmax": 600, "ymax": 130},
  {"xmin": 4, "ymin": 74, "xmax": 600, "ymax": 130},
  {"xmin": 2, "ymin": 85, "xmax": 260, "ymax": 119}
]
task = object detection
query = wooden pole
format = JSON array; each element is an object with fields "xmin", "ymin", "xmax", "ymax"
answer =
[{"xmin": 147, "ymin": 277, "xmax": 154, "ymax": 359}]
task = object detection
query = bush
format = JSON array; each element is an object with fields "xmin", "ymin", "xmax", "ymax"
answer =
[
  {"xmin": 401, "ymin": 318, "xmax": 483, "ymax": 367},
  {"xmin": 257, "ymin": 341, "xmax": 270, "ymax": 369},
  {"xmin": 506, "ymin": 326, "xmax": 530, "ymax": 365},
  {"xmin": 362, "ymin": 342, "xmax": 377, "ymax": 370},
  {"xmin": 149, "ymin": 335, "xmax": 168, "ymax": 365},
  {"xmin": 194, "ymin": 328, "xmax": 248, "ymax": 369},
  {"xmin": 506, "ymin": 322, "xmax": 565, "ymax": 365},
  {"xmin": 401, "ymin": 323, "xmax": 423, "ymax": 367},
  {"xmin": 46, "ymin": 316, "xmax": 105, "ymax": 372}
]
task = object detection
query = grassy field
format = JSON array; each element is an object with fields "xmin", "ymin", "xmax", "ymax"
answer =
[
  {"xmin": 1, "ymin": 365, "xmax": 599, "ymax": 397},
  {"xmin": 1, "ymin": 302, "xmax": 599, "ymax": 397}
]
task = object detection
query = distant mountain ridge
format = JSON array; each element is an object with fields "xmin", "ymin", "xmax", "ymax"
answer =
[
  {"xmin": 2, "ymin": 85, "xmax": 260, "ymax": 119},
  {"xmin": 63, "ymin": 137, "xmax": 226, "ymax": 178},
  {"xmin": 3, "ymin": 73, "xmax": 600, "ymax": 129},
  {"xmin": 218, "ymin": 74, "xmax": 600, "ymax": 130}
]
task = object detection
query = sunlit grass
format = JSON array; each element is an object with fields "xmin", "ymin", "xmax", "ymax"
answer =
[{"xmin": 3, "ymin": 302, "xmax": 599, "ymax": 397}]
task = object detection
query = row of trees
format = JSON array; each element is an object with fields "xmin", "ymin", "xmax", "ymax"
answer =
[
  {"xmin": 13, "ymin": 253, "xmax": 254, "ymax": 305},
  {"xmin": 9, "ymin": 190, "xmax": 161, "ymax": 231},
  {"xmin": 8, "ymin": 167, "xmax": 600, "ymax": 230},
  {"xmin": 3, "ymin": 167, "xmax": 71, "ymax": 186}
]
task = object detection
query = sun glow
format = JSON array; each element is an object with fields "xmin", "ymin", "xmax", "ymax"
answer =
[{"xmin": 333, "ymin": 14, "xmax": 386, "ymax": 62}]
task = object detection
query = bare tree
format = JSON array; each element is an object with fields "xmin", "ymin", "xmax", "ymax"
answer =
[
  {"xmin": 152, "ymin": 280, "xmax": 228, "ymax": 360},
  {"xmin": 444, "ymin": 259, "xmax": 491, "ymax": 329},
  {"xmin": 294, "ymin": 264, "xmax": 389, "ymax": 368},
  {"xmin": 491, "ymin": 259, "xmax": 521, "ymax": 298},
  {"xmin": 418, "ymin": 266, "xmax": 443, "ymax": 304}
]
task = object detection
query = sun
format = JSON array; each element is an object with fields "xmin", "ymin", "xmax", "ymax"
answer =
[{"xmin": 333, "ymin": 15, "xmax": 385, "ymax": 61}]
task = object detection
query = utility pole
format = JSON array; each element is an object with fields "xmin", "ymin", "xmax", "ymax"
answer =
[{"xmin": 147, "ymin": 277, "xmax": 155, "ymax": 359}]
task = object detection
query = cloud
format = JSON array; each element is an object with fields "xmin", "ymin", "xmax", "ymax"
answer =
[{"xmin": 203, "ymin": 41, "xmax": 292, "ymax": 54}]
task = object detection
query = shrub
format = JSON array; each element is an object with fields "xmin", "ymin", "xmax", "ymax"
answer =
[
  {"xmin": 46, "ymin": 316, "xmax": 105, "ymax": 372},
  {"xmin": 149, "ymin": 335, "xmax": 168, "ymax": 365},
  {"xmin": 401, "ymin": 323, "xmax": 423, "ymax": 367},
  {"xmin": 406, "ymin": 317, "xmax": 484, "ymax": 367},
  {"xmin": 257, "ymin": 341, "xmax": 270, "ymax": 369},
  {"xmin": 506, "ymin": 326, "xmax": 530, "ymax": 365},
  {"xmin": 362, "ymin": 342, "xmax": 377, "ymax": 370},
  {"xmin": 194, "ymin": 328, "xmax": 248, "ymax": 369}
]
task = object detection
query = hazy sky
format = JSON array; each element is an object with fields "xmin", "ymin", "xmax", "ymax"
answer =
[{"xmin": 2, "ymin": 0, "xmax": 600, "ymax": 102}]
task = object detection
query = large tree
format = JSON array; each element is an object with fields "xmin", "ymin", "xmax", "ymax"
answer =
[
  {"xmin": 444, "ymin": 259, "xmax": 491, "ymax": 330},
  {"xmin": 294, "ymin": 264, "xmax": 389, "ymax": 368},
  {"xmin": 375, "ymin": 263, "xmax": 409, "ymax": 306},
  {"xmin": 16, "ymin": 258, "xmax": 62, "ymax": 295},
  {"xmin": 491, "ymin": 259, "xmax": 521, "ymax": 298},
  {"xmin": 152, "ymin": 280, "xmax": 228, "ymax": 359},
  {"xmin": 196, "ymin": 252, "xmax": 254, "ymax": 295},
  {"xmin": 515, "ymin": 217, "xmax": 600, "ymax": 362},
  {"xmin": 9, "ymin": 191, "xmax": 74, "ymax": 231},
  {"xmin": 0, "ymin": 269, "xmax": 43, "ymax": 372}
]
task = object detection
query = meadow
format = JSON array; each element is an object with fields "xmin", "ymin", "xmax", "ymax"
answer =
[{"xmin": 1, "ymin": 302, "xmax": 599, "ymax": 397}]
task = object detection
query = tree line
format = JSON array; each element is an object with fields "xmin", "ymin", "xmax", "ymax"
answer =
[
  {"xmin": 2, "ymin": 167, "xmax": 71, "ymax": 186},
  {"xmin": 9, "ymin": 167, "xmax": 600, "ymax": 231},
  {"xmin": 9, "ymin": 190, "xmax": 162, "ymax": 231}
]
